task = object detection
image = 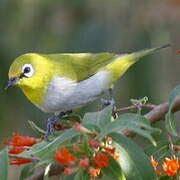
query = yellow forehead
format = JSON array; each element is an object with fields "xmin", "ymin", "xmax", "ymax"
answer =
[{"xmin": 8, "ymin": 53, "xmax": 46, "ymax": 78}]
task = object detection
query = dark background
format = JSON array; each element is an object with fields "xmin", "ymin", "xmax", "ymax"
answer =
[{"xmin": 0, "ymin": 0, "xmax": 179, "ymax": 178}]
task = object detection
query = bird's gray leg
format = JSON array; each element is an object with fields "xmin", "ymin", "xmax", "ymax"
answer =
[
  {"xmin": 101, "ymin": 88, "xmax": 116, "ymax": 107},
  {"xmin": 45, "ymin": 111, "xmax": 71, "ymax": 140}
]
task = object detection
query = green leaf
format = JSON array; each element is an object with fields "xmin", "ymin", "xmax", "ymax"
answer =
[
  {"xmin": 43, "ymin": 163, "xmax": 51, "ymax": 180},
  {"xmin": 0, "ymin": 148, "xmax": 8, "ymax": 180},
  {"xmin": 159, "ymin": 176, "xmax": 174, "ymax": 180},
  {"xmin": 165, "ymin": 85, "xmax": 180, "ymax": 136},
  {"xmin": 102, "ymin": 156, "xmax": 126, "ymax": 180},
  {"xmin": 20, "ymin": 128, "xmax": 80, "ymax": 159},
  {"xmin": 97, "ymin": 113, "xmax": 160, "ymax": 146},
  {"xmin": 63, "ymin": 173, "xmax": 77, "ymax": 180},
  {"xmin": 109, "ymin": 133, "xmax": 157, "ymax": 180},
  {"xmin": 83, "ymin": 105, "xmax": 113, "ymax": 128},
  {"xmin": 74, "ymin": 169, "xmax": 89, "ymax": 180},
  {"xmin": 20, "ymin": 164, "xmax": 34, "ymax": 180},
  {"xmin": 144, "ymin": 141, "xmax": 170, "ymax": 161},
  {"xmin": 165, "ymin": 112, "xmax": 177, "ymax": 136},
  {"xmin": 28, "ymin": 120, "xmax": 46, "ymax": 135}
]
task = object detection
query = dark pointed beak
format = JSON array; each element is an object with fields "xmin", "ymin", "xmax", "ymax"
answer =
[{"xmin": 5, "ymin": 77, "xmax": 20, "ymax": 90}]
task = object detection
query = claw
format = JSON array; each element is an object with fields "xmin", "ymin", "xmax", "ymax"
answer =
[
  {"xmin": 44, "ymin": 111, "xmax": 71, "ymax": 141},
  {"xmin": 100, "ymin": 88, "xmax": 116, "ymax": 110}
]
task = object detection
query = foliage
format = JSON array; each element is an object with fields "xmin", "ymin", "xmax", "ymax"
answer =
[{"xmin": 1, "ymin": 85, "xmax": 180, "ymax": 179}]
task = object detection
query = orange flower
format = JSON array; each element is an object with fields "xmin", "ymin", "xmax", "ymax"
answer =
[
  {"xmin": 5, "ymin": 133, "xmax": 39, "ymax": 146},
  {"xmin": 104, "ymin": 146, "xmax": 119, "ymax": 160},
  {"xmin": 150, "ymin": 156, "xmax": 158, "ymax": 169},
  {"xmin": 4, "ymin": 133, "xmax": 40, "ymax": 166},
  {"xmin": 55, "ymin": 148, "xmax": 77, "ymax": 165},
  {"xmin": 89, "ymin": 139, "xmax": 100, "ymax": 149},
  {"xmin": 10, "ymin": 158, "xmax": 32, "ymax": 165},
  {"xmin": 88, "ymin": 167, "xmax": 101, "ymax": 178},
  {"xmin": 94, "ymin": 152, "xmax": 109, "ymax": 168},
  {"xmin": 8, "ymin": 146, "xmax": 28, "ymax": 155},
  {"xmin": 79, "ymin": 157, "xmax": 89, "ymax": 168},
  {"xmin": 150, "ymin": 156, "xmax": 161, "ymax": 176},
  {"xmin": 162, "ymin": 156, "xmax": 180, "ymax": 177}
]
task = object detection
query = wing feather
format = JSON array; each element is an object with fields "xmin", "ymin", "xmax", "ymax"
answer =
[{"xmin": 42, "ymin": 53, "xmax": 116, "ymax": 81}]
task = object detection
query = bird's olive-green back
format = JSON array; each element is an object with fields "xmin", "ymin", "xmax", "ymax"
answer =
[{"xmin": 41, "ymin": 53, "xmax": 116, "ymax": 81}]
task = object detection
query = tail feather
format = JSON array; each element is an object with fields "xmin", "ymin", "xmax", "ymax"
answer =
[
  {"xmin": 106, "ymin": 44, "xmax": 171, "ymax": 83},
  {"xmin": 132, "ymin": 44, "xmax": 170, "ymax": 60}
]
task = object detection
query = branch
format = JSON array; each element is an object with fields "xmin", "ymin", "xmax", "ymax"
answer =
[
  {"xmin": 115, "ymin": 104, "xmax": 156, "ymax": 114},
  {"xmin": 26, "ymin": 97, "xmax": 180, "ymax": 180},
  {"xmin": 123, "ymin": 98, "xmax": 180, "ymax": 136}
]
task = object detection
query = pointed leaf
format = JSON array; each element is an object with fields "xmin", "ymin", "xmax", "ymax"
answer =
[
  {"xmin": 83, "ymin": 105, "xmax": 113, "ymax": 128},
  {"xmin": 20, "ymin": 128, "xmax": 80, "ymax": 158},
  {"xmin": 20, "ymin": 164, "xmax": 34, "ymax": 180},
  {"xmin": 0, "ymin": 148, "xmax": 8, "ymax": 180},
  {"xmin": 165, "ymin": 85, "xmax": 180, "ymax": 136},
  {"xmin": 165, "ymin": 112, "xmax": 177, "ymax": 136},
  {"xmin": 102, "ymin": 156, "xmax": 126, "ymax": 180},
  {"xmin": 28, "ymin": 120, "xmax": 46, "ymax": 135},
  {"xmin": 109, "ymin": 133, "xmax": 157, "ymax": 180},
  {"xmin": 97, "ymin": 113, "xmax": 160, "ymax": 145},
  {"xmin": 144, "ymin": 141, "xmax": 171, "ymax": 161},
  {"xmin": 63, "ymin": 173, "xmax": 76, "ymax": 180},
  {"xmin": 74, "ymin": 168, "xmax": 90, "ymax": 180}
]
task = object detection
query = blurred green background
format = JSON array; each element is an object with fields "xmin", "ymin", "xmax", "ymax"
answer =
[{"xmin": 1, "ymin": 0, "xmax": 180, "ymax": 162}]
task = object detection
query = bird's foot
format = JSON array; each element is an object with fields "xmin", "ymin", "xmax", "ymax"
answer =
[
  {"xmin": 101, "ymin": 88, "xmax": 116, "ymax": 109},
  {"xmin": 101, "ymin": 97, "xmax": 117, "ymax": 111},
  {"xmin": 44, "ymin": 112, "xmax": 66, "ymax": 141},
  {"xmin": 101, "ymin": 98, "xmax": 115, "ymax": 107}
]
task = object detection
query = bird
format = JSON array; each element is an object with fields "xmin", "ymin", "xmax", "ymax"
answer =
[{"xmin": 6, "ymin": 44, "xmax": 170, "ymax": 138}]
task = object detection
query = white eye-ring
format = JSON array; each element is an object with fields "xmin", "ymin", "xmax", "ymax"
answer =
[{"xmin": 22, "ymin": 64, "xmax": 34, "ymax": 78}]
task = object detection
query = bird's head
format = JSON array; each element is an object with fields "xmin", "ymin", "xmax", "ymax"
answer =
[{"xmin": 6, "ymin": 53, "xmax": 54, "ymax": 90}]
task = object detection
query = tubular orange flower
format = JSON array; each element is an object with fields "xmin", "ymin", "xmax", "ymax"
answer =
[
  {"xmin": 150, "ymin": 156, "xmax": 158, "ymax": 169},
  {"xmin": 88, "ymin": 167, "xmax": 101, "ymax": 178},
  {"xmin": 10, "ymin": 158, "xmax": 32, "ymax": 165},
  {"xmin": 104, "ymin": 146, "xmax": 119, "ymax": 160},
  {"xmin": 8, "ymin": 146, "xmax": 27, "ymax": 154},
  {"xmin": 94, "ymin": 152, "xmax": 109, "ymax": 168},
  {"xmin": 4, "ymin": 133, "xmax": 39, "ymax": 146},
  {"xmin": 79, "ymin": 157, "xmax": 89, "ymax": 168},
  {"xmin": 55, "ymin": 148, "xmax": 77, "ymax": 165},
  {"xmin": 162, "ymin": 156, "xmax": 180, "ymax": 177},
  {"xmin": 4, "ymin": 133, "xmax": 40, "ymax": 166},
  {"xmin": 150, "ymin": 156, "xmax": 161, "ymax": 176}
]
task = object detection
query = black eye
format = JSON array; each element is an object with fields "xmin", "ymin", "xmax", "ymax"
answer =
[{"xmin": 24, "ymin": 67, "xmax": 31, "ymax": 73}]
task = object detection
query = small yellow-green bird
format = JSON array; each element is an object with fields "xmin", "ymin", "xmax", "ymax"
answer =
[{"xmin": 6, "ymin": 44, "xmax": 170, "ymax": 137}]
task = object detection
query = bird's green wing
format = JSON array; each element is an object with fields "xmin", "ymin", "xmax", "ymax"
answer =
[
  {"xmin": 42, "ymin": 53, "xmax": 117, "ymax": 81},
  {"xmin": 41, "ymin": 44, "xmax": 170, "ymax": 83}
]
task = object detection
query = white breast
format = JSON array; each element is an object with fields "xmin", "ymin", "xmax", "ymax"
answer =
[{"xmin": 39, "ymin": 70, "xmax": 111, "ymax": 113}]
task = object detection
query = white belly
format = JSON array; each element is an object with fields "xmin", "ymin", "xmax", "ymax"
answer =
[{"xmin": 39, "ymin": 70, "xmax": 112, "ymax": 112}]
